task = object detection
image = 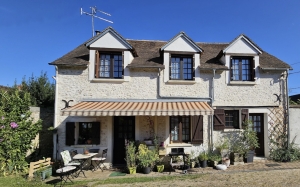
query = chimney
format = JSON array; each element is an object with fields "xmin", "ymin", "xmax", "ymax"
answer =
[{"xmin": 95, "ymin": 30, "xmax": 101, "ymax": 35}]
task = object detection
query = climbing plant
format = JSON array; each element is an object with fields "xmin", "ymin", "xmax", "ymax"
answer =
[{"xmin": 0, "ymin": 90, "xmax": 42, "ymax": 175}]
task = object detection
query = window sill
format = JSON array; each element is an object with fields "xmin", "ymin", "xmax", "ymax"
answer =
[
  {"xmin": 167, "ymin": 143, "xmax": 192, "ymax": 147},
  {"xmin": 91, "ymin": 78, "xmax": 128, "ymax": 83},
  {"xmin": 71, "ymin": 145, "xmax": 94, "ymax": 148},
  {"xmin": 229, "ymin": 81, "xmax": 256, "ymax": 85},
  {"xmin": 223, "ymin": 128, "xmax": 242, "ymax": 132},
  {"xmin": 166, "ymin": 80, "xmax": 196, "ymax": 85}
]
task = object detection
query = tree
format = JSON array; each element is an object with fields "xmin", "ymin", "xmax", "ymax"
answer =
[
  {"xmin": 19, "ymin": 72, "xmax": 55, "ymax": 107},
  {"xmin": 0, "ymin": 89, "xmax": 42, "ymax": 175}
]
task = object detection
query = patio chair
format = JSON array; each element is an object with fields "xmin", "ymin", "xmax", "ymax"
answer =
[
  {"xmin": 91, "ymin": 149, "xmax": 108, "ymax": 172},
  {"xmin": 56, "ymin": 166, "xmax": 76, "ymax": 187},
  {"xmin": 60, "ymin": 150, "xmax": 81, "ymax": 177}
]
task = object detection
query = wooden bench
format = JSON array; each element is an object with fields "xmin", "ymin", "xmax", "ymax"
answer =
[{"xmin": 28, "ymin": 157, "xmax": 51, "ymax": 178}]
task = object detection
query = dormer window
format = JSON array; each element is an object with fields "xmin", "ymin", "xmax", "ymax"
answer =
[
  {"xmin": 170, "ymin": 55, "xmax": 194, "ymax": 80},
  {"xmin": 230, "ymin": 57, "xmax": 255, "ymax": 81},
  {"xmin": 95, "ymin": 52, "xmax": 123, "ymax": 79}
]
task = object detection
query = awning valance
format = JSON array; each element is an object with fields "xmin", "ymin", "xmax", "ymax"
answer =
[{"xmin": 61, "ymin": 101, "xmax": 213, "ymax": 116}]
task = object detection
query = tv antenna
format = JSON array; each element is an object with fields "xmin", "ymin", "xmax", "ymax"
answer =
[{"xmin": 80, "ymin": 6, "xmax": 113, "ymax": 37}]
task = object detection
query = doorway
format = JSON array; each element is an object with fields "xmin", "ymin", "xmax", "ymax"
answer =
[
  {"xmin": 113, "ymin": 116, "xmax": 135, "ymax": 165},
  {"xmin": 249, "ymin": 113, "xmax": 264, "ymax": 156}
]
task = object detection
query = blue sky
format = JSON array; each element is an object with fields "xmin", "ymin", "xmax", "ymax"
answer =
[{"xmin": 1, "ymin": 0, "xmax": 300, "ymax": 95}]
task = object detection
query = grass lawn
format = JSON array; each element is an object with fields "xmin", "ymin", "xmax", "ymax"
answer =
[{"xmin": 0, "ymin": 173, "xmax": 206, "ymax": 187}]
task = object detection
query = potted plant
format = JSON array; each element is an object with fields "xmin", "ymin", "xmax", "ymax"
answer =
[
  {"xmin": 208, "ymin": 152, "xmax": 222, "ymax": 167},
  {"xmin": 242, "ymin": 120, "xmax": 259, "ymax": 163},
  {"xmin": 125, "ymin": 141, "xmax": 137, "ymax": 174},
  {"xmin": 156, "ymin": 157, "xmax": 165, "ymax": 173},
  {"xmin": 198, "ymin": 152, "xmax": 208, "ymax": 168},
  {"xmin": 230, "ymin": 136, "xmax": 247, "ymax": 164},
  {"xmin": 136, "ymin": 144, "xmax": 159, "ymax": 174},
  {"xmin": 34, "ymin": 164, "xmax": 52, "ymax": 180}
]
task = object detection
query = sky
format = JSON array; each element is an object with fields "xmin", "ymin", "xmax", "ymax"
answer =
[{"xmin": 1, "ymin": 0, "xmax": 300, "ymax": 95}]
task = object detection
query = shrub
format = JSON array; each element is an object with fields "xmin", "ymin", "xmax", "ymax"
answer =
[
  {"xmin": 125, "ymin": 141, "xmax": 137, "ymax": 168},
  {"xmin": 136, "ymin": 144, "xmax": 159, "ymax": 168},
  {"xmin": 270, "ymin": 137, "xmax": 300, "ymax": 162},
  {"xmin": 0, "ymin": 90, "xmax": 42, "ymax": 175}
]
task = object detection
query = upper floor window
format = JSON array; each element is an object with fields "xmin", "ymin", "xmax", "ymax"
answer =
[
  {"xmin": 230, "ymin": 57, "xmax": 255, "ymax": 81},
  {"xmin": 170, "ymin": 55, "xmax": 194, "ymax": 80},
  {"xmin": 95, "ymin": 52, "xmax": 123, "ymax": 79}
]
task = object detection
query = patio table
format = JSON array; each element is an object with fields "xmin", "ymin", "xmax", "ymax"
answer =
[{"xmin": 73, "ymin": 153, "xmax": 98, "ymax": 177}]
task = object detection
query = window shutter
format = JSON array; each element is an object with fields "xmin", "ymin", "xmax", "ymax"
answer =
[
  {"xmin": 191, "ymin": 115, "xmax": 203, "ymax": 144},
  {"xmin": 193, "ymin": 55, "xmax": 195, "ymax": 81},
  {"xmin": 252, "ymin": 58, "xmax": 256, "ymax": 81},
  {"xmin": 241, "ymin": 109, "xmax": 249, "ymax": 125},
  {"xmin": 95, "ymin": 51, "xmax": 99, "ymax": 78},
  {"xmin": 169, "ymin": 54, "xmax": 172, "ymax": 80},
  {"xmin": 91, "ymin": 122, "xmax": 100, "ymax": 145},
  {"xmin": 213, "ymin": 109, "xmax": 225, "ymax": 130},
  {"xmin": 65, "ymin": 122, "xmax": 75, "ymax": 146},
  {"xmin": 122, "ymin": 52, "xmax": 124, "ymax": 79},
  {"xmin": 230, "ymin": 57, "xmax": 233, "ymax": 81}
]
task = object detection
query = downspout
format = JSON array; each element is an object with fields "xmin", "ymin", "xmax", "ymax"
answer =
[
  {"xmin": 53, "ymin": 66, "xmax": 58, "ymax": 160},
  {"xmin": 211, "ymin": 69, "xmax": 216, "ymax": 150},
  {"xmin": 286, "ymin": 69, "xmax": 290, "ymax": 148}
]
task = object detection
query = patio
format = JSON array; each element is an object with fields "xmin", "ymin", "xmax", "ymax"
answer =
[{"xmin": 44, "ymin": 159, "xmax": 300, "ymax": 186}]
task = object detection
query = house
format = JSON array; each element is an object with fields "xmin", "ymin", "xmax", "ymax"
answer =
[{"xmin": 49, "ymin": 27, "xmax": 291, "ymax": 166}]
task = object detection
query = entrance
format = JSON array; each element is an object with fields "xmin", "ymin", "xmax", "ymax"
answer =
[
  {"xmin": 249, "ymin": 113, "xmax": 264, "ymax": 156},
  {"xmin": 113, "ymin": 116, "xmax": 135, "ymax": 165}
]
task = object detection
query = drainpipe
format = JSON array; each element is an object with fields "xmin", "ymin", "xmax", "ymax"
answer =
[
  {"xmin": 211, "ymin": 69, "xmax": 216, "ymax": 150},
  {"xmin": 286, "ymin": 69, "xmax": 290, "ymax": 148},
  {"xmin": 53, "ymin": 66, "xmax": 58, "ymax": 160}
]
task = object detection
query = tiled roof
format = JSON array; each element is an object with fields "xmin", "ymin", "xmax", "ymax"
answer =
[{"xmin": 49, "ymin": 33, "xmax": 291, "ymax": 70}]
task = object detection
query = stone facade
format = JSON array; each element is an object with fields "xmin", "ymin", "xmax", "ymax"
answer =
[{"xmin": 52, "ymin": 28, "xmax": 289, "ymax": 164}]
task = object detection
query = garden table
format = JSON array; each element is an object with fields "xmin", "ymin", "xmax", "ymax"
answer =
[{"xmin": 73, "ymin": 153, "xmax": 98, "ymax": 177}]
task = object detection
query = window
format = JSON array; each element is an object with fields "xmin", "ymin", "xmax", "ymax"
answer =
[
  {"xmin": 170, "ymin": 55, "xmax": 193, "ymax": 80},
  {"xmin": 65, "ymin": 122, "xmax": 100, "ymax": 146},
  {"xmin": 225, "ymin": 110, "xmax": 239, "ymax": 128},
  {"xmin": 213, "ymin": 109, "xmax": 249, "ymax": 130},
  {"xmin": 231, "ymin": 57, "xmax": 254, "ymax": 81},
  {"xmin": 170, "ymin": 116, "xmax": 190, "ymax": 143},
  {"xmin": 95, "ymin": 52, "xmax": 123, "ymax": 79}
]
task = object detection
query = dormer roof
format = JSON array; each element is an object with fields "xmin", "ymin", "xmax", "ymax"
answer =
[
  {"xmin": 223, "ymin": 34, "xmax": 262, "ymax": 54},
  {"xmin": 161, "ymin": 32, "xmax": 203, "ymax": 53},
  {"xmin": 85, "ymin": 27, "xmax": 133, "ymax": 50}
]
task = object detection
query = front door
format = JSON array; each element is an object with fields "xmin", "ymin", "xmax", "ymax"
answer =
[
  {"xmin": 113, "ymin": 116, "xmax": 135, "ymax": 165},
  {"xmin": 249, "ymin": 114, "xmax": 264, "ymax": 156}
]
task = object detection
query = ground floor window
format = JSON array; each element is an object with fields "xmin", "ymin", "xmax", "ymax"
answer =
[
  {"xmin": 65, "ymin": 122, "xmax": 100, "ymax": 146},
  {"xmin": 170, "ymin": 116, "xmax": 190, "ymax": 143},
  {"xmin": 225, "ymin": 110, "xmax": 239, "ymax": 128}
]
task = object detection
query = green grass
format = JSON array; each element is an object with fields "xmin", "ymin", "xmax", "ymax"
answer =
[
  {"xmin": 0, "ymin": 173, "xmax": 207, "ymax": 187},
  {"xmin": 92, "ymin": 173, "xmax": 206, "ymax": 186}
]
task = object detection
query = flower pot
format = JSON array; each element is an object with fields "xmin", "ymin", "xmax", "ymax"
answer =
[
  {"xmin": 128, "ymin": 167, "xmax": 136, "ymax": 174},
  {"xmin": 41, "ymin": 167, "xmax": 52, "ymax": 180},
  {"xmin": 245, "ymin": 150, "xmax": 255, "ymax": 163},
  {"xmin": 143, "ymin": 166, "xmax": 151, "ymax": 174},
  {"xmin": 200, "ymin": 160, "xmax": 207, "ymax": 168},
  {"xmin": 156, "ymin": 165, "xmax": 164, "ymax": 173}
]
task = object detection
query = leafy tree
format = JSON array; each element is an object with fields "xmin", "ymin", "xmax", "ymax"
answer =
[
  {"xmin": 19, "ymin": 72, "xmax": 55, "ymax": 107},
  {"xmin": 289, "ymin": 98, "xmax": 300, "ymax": 105},
  {"xmin": 0, "ymin": 89, "xmax": 42, "ymax": 175}
]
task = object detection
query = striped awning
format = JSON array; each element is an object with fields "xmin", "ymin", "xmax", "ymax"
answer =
[{"xmin": 61, "ymin": 101, "xmax": 213, "ymax": 116}]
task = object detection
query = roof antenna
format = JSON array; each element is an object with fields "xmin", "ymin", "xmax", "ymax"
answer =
[{"xmin": 80, "ymin": 6, "xmax": 113, "ymax": 37}]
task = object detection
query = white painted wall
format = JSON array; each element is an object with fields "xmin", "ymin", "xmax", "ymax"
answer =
[
  {"xmin": 164, "ymin": 36, "xmax": 199, "ymax": 52},
  {"xmin": 289, "ymin": 106, "xmax": 300, "ymax": 147},
  {"xmin": 90, "ymin": 32, "xmax": 128, "ymax": 49}
]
